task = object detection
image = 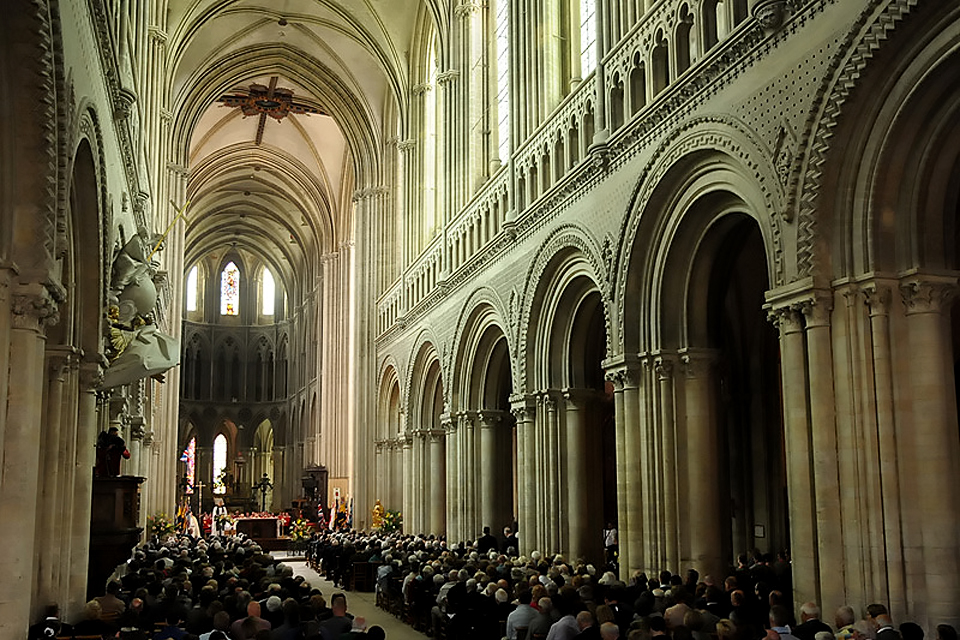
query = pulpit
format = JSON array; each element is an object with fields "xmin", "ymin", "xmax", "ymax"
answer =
[{"xmin": 88, "ymin": 475, "xmax": 144, "ymax": 599}]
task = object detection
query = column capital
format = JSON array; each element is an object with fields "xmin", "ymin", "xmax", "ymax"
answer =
[
  {"xmin": 428, "ymin": 429, "xmax": 446, "ymax": 443},
  {"xmin": 478, "ymin": 410, "xmax": 504, "ymax": 429},
  {"xmin": 12, "ymin": 283, "xmax": 61, "ymax": 330},
  {"xmin": 561, "ymin": 388, "xmax": 594, "ymax": 410},
  {"xmin": 437, "ymin": 70, "xmax": 460, "ymax": 85},
  {"xmin": 679, "ymin": 348, "xmax": 718, "ymax": 379},
  {"xmin": 798, "ymin": 290, "xmax": 834, "ymax": 328},
  {"xmin": 898, "ymin": 271, "xmax": 959, "ymax": 315},
  {"xmin": 766, "ymin": 305, "xmax": 804, "ymax": 336},
  {"xmin": 859, "ymin": 280, "xmax": 895, "ymax": 317},
  {"xmin": 46, "ymin": 344, "xmax": 81, "ymax": 377},
  {"xmin": 397, "ymin": 139, "xmax": 417, "ymax": 153},
  {"xmin": 653, "ymin": 356, "xmax": 675, "ymax": 380},
  {"xmin": 509, "ymin": 394, "xmax": 536, "ymax": 421},
  {"xmin": 412, "ymin": 83, "xmax": 432, "ymax": 96},
  {"xmin": 603, "ymin": 354, "xmax": 642, "ymax": 390},
  {"xmin": 455, "ymin": 1, "xmax": 481, "ymax": 18}
]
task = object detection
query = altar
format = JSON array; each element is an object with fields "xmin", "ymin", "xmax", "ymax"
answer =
[{"xmin": 235, "ymin": 516, "xmax": 281, "ymax": 540}]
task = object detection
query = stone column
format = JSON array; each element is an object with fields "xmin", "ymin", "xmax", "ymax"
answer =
[
  {"xmin": 511, "ymin": 395, "xmax": 536, "ymax": 557},
  {"xmin": 544, "ymin": 393, "xmax": 560, "ymax": 553},
  {"xmin": 604, "ymin": 356, "xmax": 642, "ymax": 576},
  {"xmin": 680, "ymin": 349, "xmax": 723, "ymax": 579},
  {"xmin": 429, "ymin": 430, "xmax": 446, "ymax": 535},
  {"xmin": 768, "ymin": 303, "xmax": 819, "ymax": 606},
  {"xmin": 899, "ymin": 273, "xmax": 960, "ymax": 627},
  {"xmin": 563, "ymin": 389, "xmax": 591, "ymax": 562},
  {"xmin": 0, "ymin": 288, "xmax": 56, "ymax": 633},
  {"xmin": 801, "ymin": 292, "xmax": 845, "ymax": 614},
  {"xmin": 479, "ymin": 412, "xmax": 501, "ymax": 534},
  {"xmin": 655, "ymin": 357, "xmax": 679, "ymax": 571},
  {"xmin": 67, "ymin": 361, "xmax": 102, "ymax": 618},
  {"xmin": 34, "ymin": 347, "xmax": 74, "ymax": 610},
  {"xmin": 444, "ymin": 414, "xmax": 459, "ymax": 540},
  {"xmin": 861, "ymin": 282, "xmax": 904, "ymax": 613}
]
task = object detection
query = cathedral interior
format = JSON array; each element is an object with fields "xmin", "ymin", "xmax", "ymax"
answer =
[{"xmin": 2, "ymin": 0, "xmax": 960, "ymax": 635}]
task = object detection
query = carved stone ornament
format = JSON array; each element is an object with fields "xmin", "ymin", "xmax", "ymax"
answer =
[{"xmin": 752, "ymin": 0, "xmax": 788, "ymax": 32}]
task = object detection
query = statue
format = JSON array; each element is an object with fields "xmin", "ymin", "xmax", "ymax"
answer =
[
  {"xmin": 101, "ymin": 225, "xmax": 179, "ymax": 389},
  {"xmin": 372, "ymin": 500, "xmax": 385, "ymax": 529}
]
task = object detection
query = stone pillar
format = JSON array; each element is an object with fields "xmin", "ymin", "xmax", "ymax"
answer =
[
  {"xmin": 544, "ymin": 394, "xmax": 560, "ymax": 553},
  {"xmin": 680, "ymin": 349, "xmax": 723, "ymax": 579},
  {"xmin": 563, "ymin": 389, "xmax": 591, "ymax": 562},
  {"xmin": 479, "ymin": 412, "xmax": 500, "ymax": 534},
  {"xmin": 801, "ymin": 292, "xmax": 845, "ymax": 614},
  {"xmin": 429, "ymin": 430, "xmax": 446, "ymax": 535},
  {"xmin": 402, "ymin": 435, "xmax": 413, "ymax": 533},
  {"xmin": 768, "ymin": 303, "xmax": 818, "ymax": 606},
  {"xmin": 899, "ymin": 273, "xmax": 960, "ymax": 627},
  {"xmin": 0, "ymin": 288, "xmax": 55, "ymax": 633},
  {"xmin": 34, "ymin": 347, "xmax": 74, "ymax": 610},
  {"xmin": 444, "ymin": 414, "xmax": 459, "ymax": 540},
  {"xmin": 604, "ymin": 356, "xmax": 642, "ymax": 576},
  {"xmin": 67, "ymin": 362, "xmax": 101, "ymax": 618},
  {"xmin": 655, "ymin": 357, "xmax": 679, "ymax": 571},
  {"xmin": 860, "ymin": 282, "xmax": 903, "ymax": 612},
  {"xmin": 511, "ymin": 395, "xmax": 536, "ymax": 557}
]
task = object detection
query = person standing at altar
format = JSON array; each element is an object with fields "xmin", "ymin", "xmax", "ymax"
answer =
[{"xmin": 211, "ymin": 498, "xmax": 228, "ymax": 537}]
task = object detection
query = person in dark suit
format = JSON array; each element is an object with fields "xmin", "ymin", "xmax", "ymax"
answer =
[
  {"xmin": 793, "ymin": 602, "xmax": 833, "ymax": 640},
  {"xmin": 502, "ymin": 526, "xmax": 520, "ymax": 556},
  {"xmin": 477, "ymin": 526, "xmax": 498, "ymax": 554}
]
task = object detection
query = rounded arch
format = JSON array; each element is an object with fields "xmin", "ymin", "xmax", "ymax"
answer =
[
  {"xmin": 377, "ymin": 363, "xmax": 402, "ymax": 442},
  {"xmin": 402, "ymin": 327, "xmax": 445, "ymax": 417},
  {"xmin": 449, "ymin": 287, "xmax": 513, "ymax": 412},
  {"xmin": 406, "ymin": 339, "xmax": 444, "ymax": 434},
  {"xmin": 789, "ymin": 0, "xmax": 930, "ymax": 276},
  {"xmin": 518, "ymin": 224, "xmax": 609, "ymax": 394},
  {"xmin": 616, "ymin": 120, "xmax": 784, "ymax": 353},
  {"xmin": 814, "ymin": 3, "xmax": 960, "ymax": 276}
]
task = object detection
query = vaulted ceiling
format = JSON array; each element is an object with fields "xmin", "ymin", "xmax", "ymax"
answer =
[{"xmin": 168, "ymin": 0, "xmax": 424, "ymax": 300}]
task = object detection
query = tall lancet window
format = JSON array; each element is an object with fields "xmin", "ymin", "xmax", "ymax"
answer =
[
  {"xmin": 186, "ymin": 265, "xmax": 199, "ymax": 312},
  {"xmin": 580, "ymin": 0, "xmax": 598, "ymax": 77},
  {"xmin": 213, "ymin": 433, "xmax": 227, "ymax": 494},
  {"xmin": 184, "ymin": 437, "xmax": 196, "ymax": 493},
  {"xmin": 262, "ymin": 268, "xmax": 275, "ymax": 316},
  {"xmin": 220, "ymin": 261, "xmax": 240, "ymax": 316},
  {"xmin": 495, "ymin": 0, "xmax": 511, "ymax": 163}
]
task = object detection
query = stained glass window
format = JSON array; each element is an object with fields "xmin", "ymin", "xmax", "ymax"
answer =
[
  {"xmin": 220, "ymin": 262, "xmax": 240, "ymax": 316},
  {"xmin": 213, "ymin": 433, "xmax": 227, "ymax": 494},
  {"xmin": 185, "ymin": 437, "xmax": 196, "ymax": 493},
  {"xmin": 186, "ymin": 265, "xmax": 198, "ymax": 312},
  {"xmin": 262, "ymin": 268, "xmax": 275, "ymax": 316}
]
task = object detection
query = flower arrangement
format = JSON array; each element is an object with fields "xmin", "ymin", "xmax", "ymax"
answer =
[
  {"xmin": 146, "ymin": 512, "xmax": 175, "ymax": 538},
  {"xmin": 290, "ymin": 517, "xmax": 312, "ymax": 541},
  {"xmin": 215, "ymin": 511, "xmax": 235, "ymax": 527},
  {"xmin": 380, "ymin": 509, "xmax": 402, "ymax": 534}
]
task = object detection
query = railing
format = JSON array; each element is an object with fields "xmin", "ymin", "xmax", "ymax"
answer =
[{"xmin": 377, "ymin": 0, "xmax": 756, "ymax": 339}]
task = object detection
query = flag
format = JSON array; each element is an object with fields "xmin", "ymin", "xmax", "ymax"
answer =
[{"xmin": 179, "ymin": 448, "xmax": 189, "ymax": 462}]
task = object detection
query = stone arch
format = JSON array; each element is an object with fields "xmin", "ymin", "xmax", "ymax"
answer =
[
  {"xmin": 815, "ymin": 3, "xmax": 960, "ymax": 277},
  {"xmin": 450, "ymin": 287, "xmax": 512, "ymax": 410},
  {"xmin": 615, "ymin": 116, "xmax": 785, "ymax": 353},
  {"xmin": 518, "ymin": 224, "xmax": 609, "ymax": 393},
  {"xmin": 789, "ymin": 0, "xmax": 924, "ymax": 276},
  {"xmin": 402, "ymin": 328, "xmax": 445, "ymax": 417}
]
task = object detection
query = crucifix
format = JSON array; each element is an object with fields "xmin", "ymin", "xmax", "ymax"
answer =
[{"xmin": 194, "ymin": 480, "xmax": 206, "ymax": 514}]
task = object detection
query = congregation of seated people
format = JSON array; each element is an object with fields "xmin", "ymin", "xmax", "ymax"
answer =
[
  {"xmin": 308, "ymin": 529, "xmax": 957, "ymax": 640},
  {"xmin": 28, "ymin": 534, "xmax": 386, "ymax": 640}
]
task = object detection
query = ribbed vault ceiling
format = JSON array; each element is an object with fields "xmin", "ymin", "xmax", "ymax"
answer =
[{"xmin": 170, "ymin": 0, "xmax": 420, "ymax": 298}]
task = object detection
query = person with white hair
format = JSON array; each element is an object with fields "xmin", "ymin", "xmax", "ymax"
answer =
[
  {"xmin": 794, "ymin": 602, "xmax": 833, "ymax": 640},
  {"xmin": 601, "ymin": 621, "xmax": 621, "ymax": 640}
]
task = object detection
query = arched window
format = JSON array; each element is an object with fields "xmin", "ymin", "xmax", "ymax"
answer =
[
  {"xmin": 220, "ymin": 261, "xmax": 240, "ymax": 316},
  {"xmin": 262, "ymin": 268, "xmax": 275, "ymax": 316},
  {"xmin": 495, "ymin": 0, "xmax": 511, "ymax": 164},
  {"xmin": 213, "ymin": 433, "xmax": 227, "ymax": 494},
  {"xmin": 186, "ymin": 265, "xmax": 199, "ymax": 312},
  {"xmin": 580, "ymin": 0, "xmax": 598, "ymax": 77},
  {"xmin": 183, "ymin": 436, "xmax": 196, "ymax": 493},
  {"xmin": 423, "ymin": 36, "xmax": 440, "ymax": 245}
]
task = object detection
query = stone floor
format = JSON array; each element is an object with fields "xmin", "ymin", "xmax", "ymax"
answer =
[{"xmin": 275, "ymin": 554, "xmax": 427, "ymax": 640}]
